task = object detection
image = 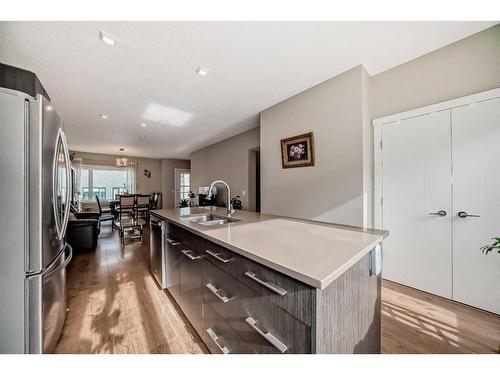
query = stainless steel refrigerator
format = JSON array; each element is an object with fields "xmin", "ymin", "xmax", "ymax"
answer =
[{"xmin": 0, "ymin": 87, "xmax": 73, "ymax": 353}]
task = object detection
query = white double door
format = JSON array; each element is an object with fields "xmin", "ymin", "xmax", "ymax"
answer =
[{"xmin": 380, "ymin": 96, "xmax": 500, "ymax": 314}]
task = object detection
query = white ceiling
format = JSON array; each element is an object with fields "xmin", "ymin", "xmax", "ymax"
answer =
[{"xmin": 0, "ymin": 21, "xmax": 495, "ymax": 159}]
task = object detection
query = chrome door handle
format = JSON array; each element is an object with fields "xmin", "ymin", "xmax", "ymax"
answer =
[
  {"xmin": 428, "ymin": 210, "xmax": 447, "ymax": 217},
  {"xmin": 244, "ymin": 271, "xmax": 287, "ymax": 296},
  {"xmin": 150, "ymin": 220, "xmax": 162, "ymax": 227},
  {"xmin": 206, "ymin": 283, "xmax": 231, "ymax": 303},
  {"xmin": 245, "ymin": 316, "xmax": 287, "ymax": 353},
  {"xmin": 206, "ymin": 328, "xmax": 230, "ymax": 354},
  {"xmin": 181, "ymin": 249, "xmax": 202, "ymax": 260},
  {"xmin": 44, "ymin": 244, "xmax": 73, "ymax": 283},
  {"xmin": 457, "ymin": 211, "xmax": 480, "ymax": 218},
  {"xmin": 166, "ymin": 238, "xmax": 180, "ymax": 246},
  {"xmin": 206, "ymin": 249, "xmax": 231, "ymax": 263}
]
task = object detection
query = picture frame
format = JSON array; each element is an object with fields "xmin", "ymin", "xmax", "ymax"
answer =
[{"xmin": 280, "ymin": 132, "xmax": 315, "ymax": 168}]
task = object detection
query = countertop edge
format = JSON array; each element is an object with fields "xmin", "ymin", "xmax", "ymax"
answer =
[{"xmin": 151, "ymin": 210, "xmax": 386, "ymax": 290}]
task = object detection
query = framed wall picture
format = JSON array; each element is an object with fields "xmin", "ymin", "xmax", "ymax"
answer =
[{"xmin": 280, "ymin": 132, "xmax": 315, "ymax": 168}]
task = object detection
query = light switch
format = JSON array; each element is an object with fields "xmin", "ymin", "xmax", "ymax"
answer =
[{"xmin": 242, "ymin": 190, "xmax": 246, "ymax": 196}]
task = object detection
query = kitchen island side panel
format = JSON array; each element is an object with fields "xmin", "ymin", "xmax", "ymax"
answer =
[{"xmin": 313, "ymin": 249, "xmax": 381, "ymax": 353}]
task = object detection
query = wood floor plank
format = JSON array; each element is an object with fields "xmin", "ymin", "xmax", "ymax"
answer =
[{"xmin": 55, "ymin": 221, "xmax": 500, "ymax": 354}]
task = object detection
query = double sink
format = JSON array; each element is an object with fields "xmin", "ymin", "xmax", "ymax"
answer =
[{"xmin": 181, "ymin": 213, "xmax": 240, "ymax": 226}]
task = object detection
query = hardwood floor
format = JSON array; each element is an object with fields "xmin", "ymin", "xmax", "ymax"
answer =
[
  {"xmin": 382, "ymin": 280, "xmax": 500, "ymax": 354},
  {"xmin": 55, "ymin": 222, "xmax": 500, "ymax": 354},
  {"xmin": 55, "ymin": 222, "xmax": 208, "ymax": 354}
]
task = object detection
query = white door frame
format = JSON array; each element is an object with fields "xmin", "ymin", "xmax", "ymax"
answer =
[{"xmin": 373, "ymin": 87, "xmax": 500, "ymax": 229}]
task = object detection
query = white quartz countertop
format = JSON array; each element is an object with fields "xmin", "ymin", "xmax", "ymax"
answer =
[{"xmin": 151, "ymin": 207, "xmax": 388, "ymax": 289}]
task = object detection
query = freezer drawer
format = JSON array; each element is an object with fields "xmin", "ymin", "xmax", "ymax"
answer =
[{"xmin": 26, "ymin": 243, "xmax": 72, "ymax": 353}]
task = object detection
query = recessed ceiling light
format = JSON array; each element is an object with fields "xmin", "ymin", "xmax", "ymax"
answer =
[
  {"xmin": 140, "ymin": 123, "xmax": 147, "ymax": 128},
  {"xmin": 98, "ymin": 30, "xmax": 117, "ymax": 46},
  {"xmin": 142, "ymin": 103, "xmax": 192, "ymax": 127},
  {"xmin": 99, "ymin": 114, "xmax": 109, "ymax": 119},
  {"xmin": 195, "ymin": 66, "xmax": 208, "ymax": 76}
]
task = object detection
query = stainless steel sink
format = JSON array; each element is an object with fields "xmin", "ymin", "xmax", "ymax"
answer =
[
  {"xmin": 198, "ymin": 217, "xmax": 240, "ymax": 226},
  {"xmin": 184, "ymin": 214, "xmax": 219, "ymax": 223},
  {"xmin": 181, "ymin": 213, "xmax": 240, "ymax": 225}
]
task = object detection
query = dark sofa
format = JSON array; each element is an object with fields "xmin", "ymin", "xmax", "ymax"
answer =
[{"xmin": 66, "ymin": 211, "xmax": 100, "ymax": 253}]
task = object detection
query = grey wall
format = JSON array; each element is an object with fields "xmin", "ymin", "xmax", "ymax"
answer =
[
  {"xmin": 259, "ymin": 25, "xmax": 500, "ymax": 227},
  {"xmin": 371, "ymin": 24, "xmax": 500, "ymax": 119},
  {"xmin": 190, "ymin": 127, "xmax": 260, "ymax": 211},
  {"xmin": 71, "ymin": 151, "xmax": 161, "ymax": 194},
  {"xmin": 160, "ymin": 158, "xmax": 191, "ymax": 209},
  {"xmin": 260, "ymin": 66, "xmax": 370, "ymax": 226}
]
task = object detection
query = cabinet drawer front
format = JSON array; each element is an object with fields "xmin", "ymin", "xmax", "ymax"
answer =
[
  {"xmin": 238, "ymin": 258, "xmax": 312, "ymax": 325},
  {"xmin": 203, "ymin": 259, "xmax": 240, "ymax": 319},
  {"xmin": 203, "ymin": 240, "xmax": 242, "ymax": 276},
  {"xmin": 202, "ymin": 260, "xmax": 311, "ymax": 353},
  {"xmin": 167, "ymin": 222, "xmax": 202, "ymax": 252},
  {"xmin": 203, "ymin": 240, "xmax": 313, "ymax": 325},
  {"xmin": 202, "ymin": 304, "xmax": 252, "ymax": 354},
  {"xmin": 229, "ymin": 282, "xmax": 311, "ymax": 354}
]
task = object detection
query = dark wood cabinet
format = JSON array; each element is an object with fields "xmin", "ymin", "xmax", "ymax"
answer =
[
  {"xmin": 164, "ymin": 221, "xmax": 381, "ymax": 354},
  {"xmin": 179, "ymin": 245, "xmax": 204, "ymax": 334}
]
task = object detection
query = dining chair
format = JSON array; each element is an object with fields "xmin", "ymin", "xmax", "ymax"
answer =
[
  {"xmin": 95, "ymin": 195, "xmax": 114, "ymax": 229},
  {"xmin": 118, "ymin": 194, "xmax": 136, "ymax": 222},
  {"xmin": 136, "ymin": 194, "xmax": 150, "ymax": 220}
]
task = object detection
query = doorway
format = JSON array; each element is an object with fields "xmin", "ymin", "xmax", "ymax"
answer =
[
  {"xmin": 174, "ymin": 168, "xmax": 191, "ymax": 207},
  {"xmin": 248, "ymin": 148, "xmax": 261, "ymax": 212}
]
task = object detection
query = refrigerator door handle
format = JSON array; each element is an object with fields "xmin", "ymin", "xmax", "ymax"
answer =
[
  {"xmin": 52, "ymin": 130, "xmax": 63, "ymax": 240},
  {"xmin": 60, "ymin": 129, "xmax": 71, "ymax": 239},
  {"xmin": 52, "ymin": 129, "xmax": 71, "ymax": 241},
  {"xmin": 44, "ymin": 244, "xmax": 72, "ymax": 283}
]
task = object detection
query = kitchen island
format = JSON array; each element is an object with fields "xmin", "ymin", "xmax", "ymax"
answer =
[{"xmin": 150, "ymin": 207, "xmax": 388, "ymax": 354}]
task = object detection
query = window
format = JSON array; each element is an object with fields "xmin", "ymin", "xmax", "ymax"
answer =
[
  {"xmin": 79, "ymin": 165, "xmax": 135, "ymax": 200},
  {"xmin": 179, "ymin": 171, "xmax": 191, "ymax": 200},
  {"xmin": 112, "ymin": 187, "xmax": 128, "ymax": 198}
]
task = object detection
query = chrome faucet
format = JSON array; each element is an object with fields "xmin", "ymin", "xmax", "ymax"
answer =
[{"xmin": 207, "ymin": 180, "xmax": 235, "ymax": 217}]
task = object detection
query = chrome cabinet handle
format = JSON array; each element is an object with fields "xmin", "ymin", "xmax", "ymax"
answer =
[
  {"xmin": 166, "ymin": 238, "xmax": 180, "ymax": 246},
  {"xmin": 428, "ymin": 210, "xmax": 447, "ymax": 217},
  {"xmin": 244, "ymin": 271, "xmax": 287, "ymax": 296},
  {"xmin": 206, "ymin": 328, "xmax": 230, "ymax": 354},
  {"xmin": 206, "ymin": 249, "xmax": 231, "ymax": 263},
  {"xmin": 206, "ymin": 283, "xmax": 231, "ymax": 303},
  {"xmin": 181, "ymin": 249, "xmax": 202, "ymax": 260},
  {"xmin": 245, "ymin": 316, "xmax": 287, "ymax": 353},
  {"xmin": 457, "ymin": 211, "xmax": 480, "ymax": 218},
  {"xmin": 150, "ymin": 220, "xmax": 162, "ymax": 227}
]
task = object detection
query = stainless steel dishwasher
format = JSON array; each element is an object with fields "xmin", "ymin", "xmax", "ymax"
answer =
[
  {"xmin": 150, "ymin": 214, "xmax": 181, "ymax": 290},
  {"xmin": 150, "ymin": 215, "xmax": 166, "ymax": 288}
]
